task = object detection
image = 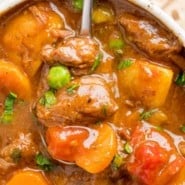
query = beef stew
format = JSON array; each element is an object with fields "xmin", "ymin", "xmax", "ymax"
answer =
[{"xmin": 0, "ymin": 0, "xmax": 185, "ymax": 185}]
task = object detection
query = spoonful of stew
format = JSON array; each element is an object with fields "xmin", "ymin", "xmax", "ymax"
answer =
[{"xmin": 36, "ymin": 0, "xmax": 117, "ymax": 173}]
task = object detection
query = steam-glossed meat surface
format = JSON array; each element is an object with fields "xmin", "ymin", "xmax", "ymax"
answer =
[
  {"xmin": 0, "ymin": 133, "xmax": 37, "ymax": 163},
  {"xmin": 42, "ymin": 37, "xmax": 100, "ymax": 69},
  {"xmin": 36, "ymin": 75, "xmax": 118, "ymax": 126},
  {"xmin": 119, "ymin": 13, "xmax": 181, "ymax": 57}
]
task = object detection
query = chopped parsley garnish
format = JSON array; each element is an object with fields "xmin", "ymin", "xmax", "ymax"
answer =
[
  {"xmin": 66, "ymin": 84, "xmax": 80, "ymax": 94},
  {"xmin": 109, "ymin": 38, "xmax": 125, "ymax": 54},
  {"xmin": 180, "ymin": 125, "xmax": 185, "ymax": 133},
  {"xmin": 155, "ymin": 125, "xmax": 164, "ymax": 132},
  {"xmin": 96, "ymin": 121, "xmax": 102, "ymax": 125},
  {"xmin": 10, "ymin": 148, "xmax": 22, "ymax": 163},
  {"xmin": 175, "ymin": 72, "xmax": 185, "ymax": 86},
  {"xmin": 124, "ymin": 142, "xmax": 133, "ymax": 154},
  {"xmin": 118, "ymin": 59, "xmax": 134, "ymax": 70},
  {"xmin": 90, "ymin": 53, "xmax": 103, "ymax": 72},
  {"xmin": 109, "ymin": 39, "xmax": 125, "ymax": 50},
  {"xmin": 139, "ymin": 109, "xmax": 157, "ymax": 121},
  {"xmin": 1, "ymin": 92, "xmax": 17, "ymax": 124},
  {"xmin": 72, "ymin": 0, "xmax": 83, "ymax": 11},
  {"xmin": 39, "ymin": 91, "xmax": 56, "ymax": 108},
  {"xmin": 35, "ymin": 153, "xmax": 54, "ymax": 171},
  {"xmin": 102, "ymin": 104, "xmax": 108, "ymax": 116},
  {"xmin": 111, "ymin": 154, "xmax": 124, "ymax": 170}
]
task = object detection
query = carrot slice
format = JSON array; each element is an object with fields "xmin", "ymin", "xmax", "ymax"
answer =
[
  {"xmin": 0, "ymin": 61, "xmax": 32, "ymax": 100},
  {"xmin": 46, "ymin": 126, "xmax": 89, "ymax": 162},
  {"xmin": 7, "ymin": 170, "xmax": 49, "ymax": 185},
  {"xmin": 76, "ymin": 123, "xmax": 117, "ymax": 173}
]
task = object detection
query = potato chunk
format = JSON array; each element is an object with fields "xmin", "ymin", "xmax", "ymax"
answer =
[
  {"xmin": 1, "ymin": 2, "xmax": 64, "ymax": 76},
  {"xmin": 118, "ymin": 60, "xmax": 173, "ymax": 108}
]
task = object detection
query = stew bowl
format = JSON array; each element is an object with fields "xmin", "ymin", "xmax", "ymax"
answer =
[{"xmin": 0, "ymin": 0, "xmax": 185, "ymax": 184}]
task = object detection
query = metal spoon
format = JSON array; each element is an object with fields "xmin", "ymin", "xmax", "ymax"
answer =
[{"xmin": 80, "ymin": 0, "xmax": 93, "ymax": 36}]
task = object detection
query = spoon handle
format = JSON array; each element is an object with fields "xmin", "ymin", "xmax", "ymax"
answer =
[{"xmin": 80, "ymin": 0, "xmax": 93, "ymax": 36}]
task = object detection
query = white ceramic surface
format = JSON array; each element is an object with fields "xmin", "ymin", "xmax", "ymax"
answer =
[
  {"xmin": 128, "ymin": 0, "xmax": 185, "ymax": 47},
  {"xmin": 154, "ymin": 0, "xmax": 185, "ymax": 31},
  {"xmin": 0, "ymin": 0, "xmax": 27, "ymax": 15}
]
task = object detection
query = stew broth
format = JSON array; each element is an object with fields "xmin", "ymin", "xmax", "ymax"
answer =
[{"xmin": 0, "ymin": 0, "xmax": 185, "ymax": 185}]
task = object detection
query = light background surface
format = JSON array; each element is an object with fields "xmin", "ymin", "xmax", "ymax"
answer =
[{"xmin": 153, "ymin": 0, "xmax": 185, "ymax": 30}]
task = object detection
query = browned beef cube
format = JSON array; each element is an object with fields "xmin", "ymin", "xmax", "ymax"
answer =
[
  {"xmin": 42, "ymin": 37, "xmax": 100, "ymax": 70},
  {"xmin": 36, "ymin": 75, "xmax": 118, "ymax": 126},
  {"xmin": 119, "ymin": 13, "xmax": 181, "ymax": 57}
]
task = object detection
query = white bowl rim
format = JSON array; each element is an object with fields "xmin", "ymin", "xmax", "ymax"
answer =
[
  {"xmin": 129, "ymin": 0, "xmax": 185, "ymax": 47},
  {"xmin": 0, "ymin": 0, "xmax": 26, "ymax": 15},
  {"xmin": 0, "ymin": 0, "xmax": 185, "ymax": 48}
]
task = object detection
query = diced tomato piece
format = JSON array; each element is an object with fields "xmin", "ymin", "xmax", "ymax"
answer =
[
  {"xmin": 127, "ymin": 141, "xmax": 168, "ymax": 185},
  {"xmin": 127, "ymin": 125, "xmax": 185, "ymax": 185}
]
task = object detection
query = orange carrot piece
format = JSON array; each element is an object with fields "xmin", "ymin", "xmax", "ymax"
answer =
[
  {"xmin": 0, "ymin": 61, "xmax": 32, "ymax": 100},
  {"xmin": 7, "ymin": 170, "xmax": 49, "ymax": 185}
]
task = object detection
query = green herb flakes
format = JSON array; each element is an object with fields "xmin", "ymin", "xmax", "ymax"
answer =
[
  {"xmin": 39, "ymin": 91, "xmax": 56, "ymax": 108},
  {"xmin": 102, "ymin": 104, "xmax": 108, "ymax": 116},
  {"xmin": 1, "ymin": 92, "xmax": 17, "ymax": 124},
  {"xmin": 124, "ymin": 142, "xmax": 133, "ymax": 154},
  {"xmin": 139, "ymin": 109, "xmax": 157, "ymax": 121},
  {"xmin": 112, "ymin": 154, "xmax": 124, "ymax": 170},
  {"xmin": 109, "ymin": 39, "xmax": 125, "ymax": 50},
  {"xmin": 118, "ymin": 59, "xmax": 133, "ymax": 70},
  {"xmin": 175, "ymin": 72, "xmax": 185, "ymax": 86},
  {"xmin": 180, "ymin": 125, "xmax": 185, "ymax": 133},
  {"xmin": 10, "ymin": 148, "xmax": 22, "ymax": 163},
  {"xmin": 155, "ymin": 125, "xmax": 164, "ymax": 132},
  {"xmin": 35, "ymin": 153, "xmax": 54, "ymax": 171},
  {"xmin": 90, "ymin": 53, "xmax": 103, "ymax": 72},
  {"xmin": 66, "ymin": 84, "xmax": 80, "ymax": 94}
]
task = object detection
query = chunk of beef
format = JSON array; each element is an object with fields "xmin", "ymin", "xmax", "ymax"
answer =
[
  {"xmin": 49, "ymin": 29, "xmax": 74, "ymax": 39},
  {"xmin": 0, "ymin": 158, "xmax": 15, "ymax": 172},
  {"xmin": 42, "ymin": 37, "xmax": 100, "ymax": 70},
  {"xmin": 119, "ymin": 13, "xmax": 181, "ymax": 58},
  {"xmin": 0, "ymin": 133, "xmax": 38, "ymax": 163},
  {"xmin": 36, "ymin": 75, "xmax": 118, "ymax": 126}
]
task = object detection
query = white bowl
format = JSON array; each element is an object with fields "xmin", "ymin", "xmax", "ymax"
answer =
[
  {"xmin": 0, "ymin": 0, "xmax": 185, "ymax": 47},
  {"xmin": 0, "ymin": 0, "xmax": 26, "ymax": 15},
  {"xmin": 128, "ymin": 0, "xmax": 185, "ymax": 47}
]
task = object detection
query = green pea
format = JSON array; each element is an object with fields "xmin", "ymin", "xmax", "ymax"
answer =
[
  {"xmin": 47, "ymin": 66, "xmax": 71, "ymax": 89},
  {"xmin": 72, "ymin": 0, "xmax": 83, "ymax": 10}
]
